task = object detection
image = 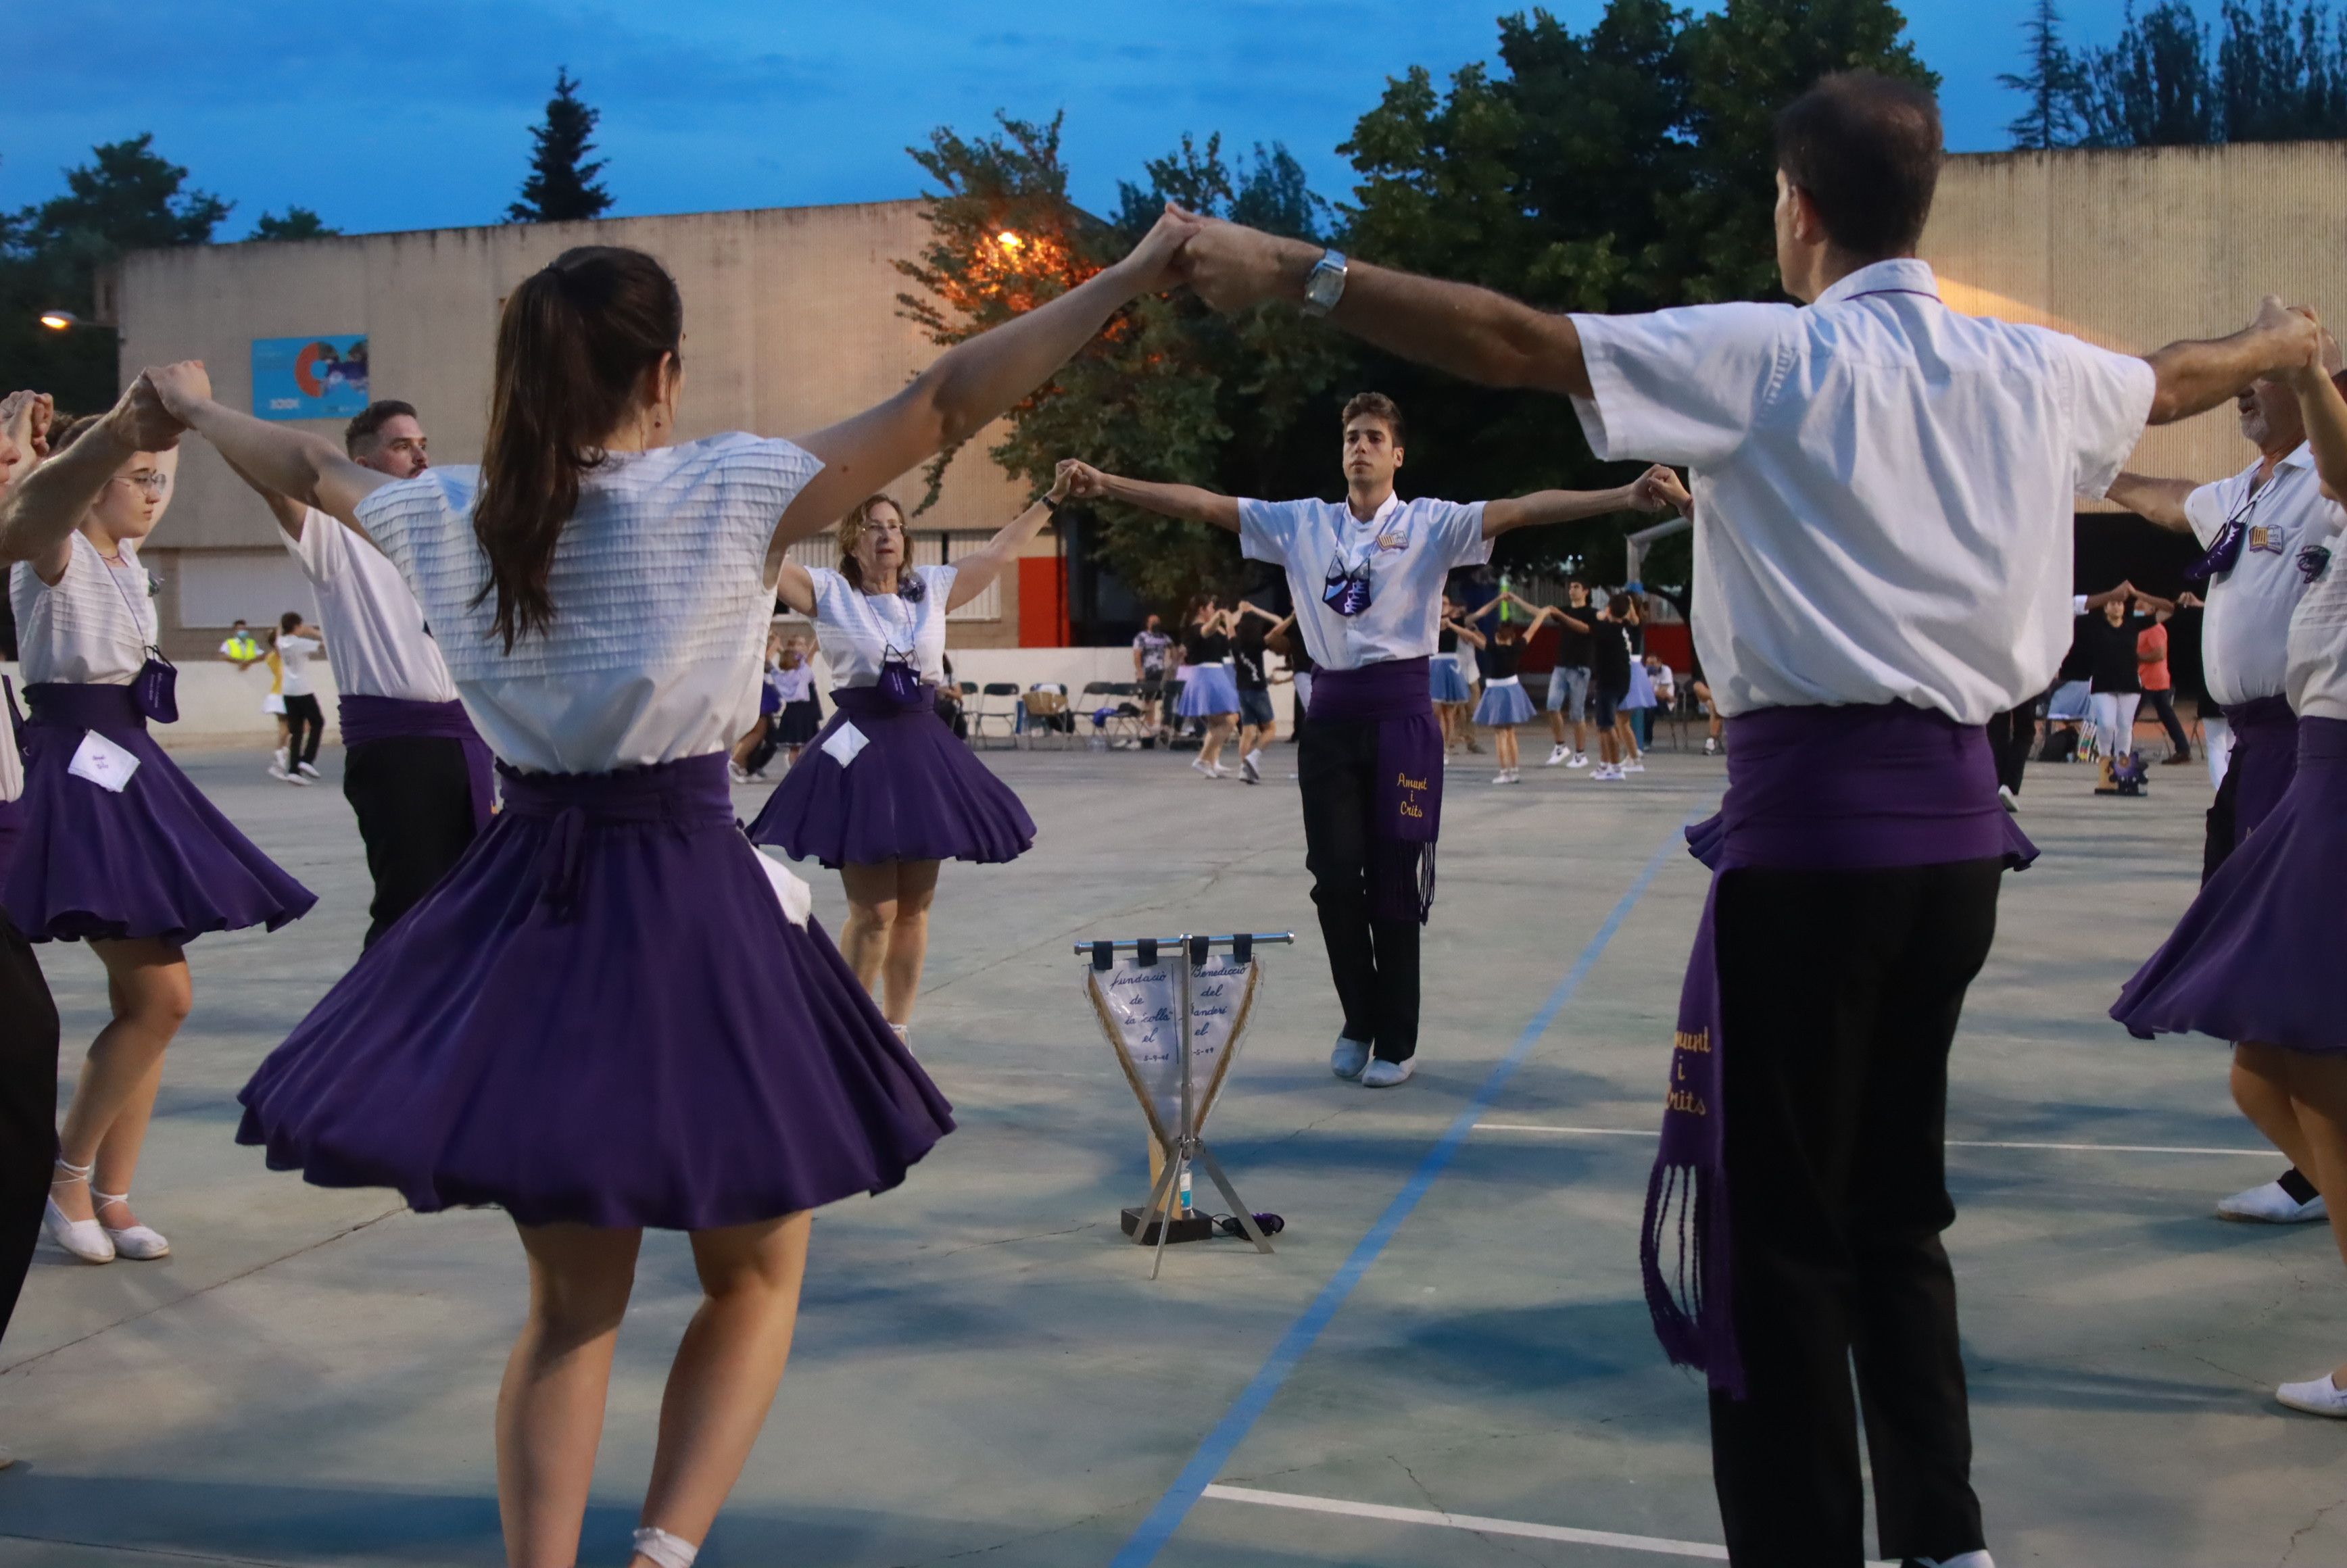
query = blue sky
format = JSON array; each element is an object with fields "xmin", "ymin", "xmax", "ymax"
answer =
[{"xmin": 1, "ymin": 1, "xmax": 2148, "ymax": 237}]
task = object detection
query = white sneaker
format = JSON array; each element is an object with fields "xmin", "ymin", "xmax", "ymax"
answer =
[
  {"xmin": 1330, "ymin": 1035, "xmax": 1372, "ymax": 1079},
  {"xmin": 1190, "ymin": 758, "xmax": 1221, "ymax": 779},
  {"xmin": 2217, "ymin": 1179, "xmax": 2327, "ymax": 1223},
  {"xmin": 1240, "ymin": 751, "xmax": 1261, "ymax": 783},
  {"xmin": 296, "ymin": 760, "xmax": 321, "ymax": 779},
  {"xmin": 1566, "ymin": 752, "xmax": 1591, "ymax": 769},
  {"xmin": 93, "ymin": 1190, "xmax": 168, "ymax": 1260},
  {"xmin": 1595, "ymin": 764, "xmax": 1623, "ymax": 781},
  {"xmin": 1360, "ymin": 1057, "xmax": 1415, "ymax": 1089},
  {"xmin": 1622, "ymin": 758, "xmax": 1646, "ymax": 773},
  {"xmin": 272, "ymin": 746, "xmax": 289, "ymax": 775},
  {"xmin": 1702, "ymin": 736, "xmax": 1718, "ymax": 756},
  {"xmin": 1998, "ymin": 784, "xmax": 2018, "ymax": 814},
  {"xmin": 1543, "ymin": 745, "xmax": 1570, "ymax": 767},
  {"xmin": 2277, "ymin": 1372, "xmax": 2347, "ymax": 1418},
  {"xmin": 266, "ymin": 763, "xmax": 291, "ymax": 781}
]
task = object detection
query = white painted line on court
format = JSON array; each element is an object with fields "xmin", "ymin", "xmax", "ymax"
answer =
[
  {"xmin": 1200, "ymin": 1482, "xmax": 1902, "ymax": 1566},
  {"xmin": 1474, "ymin": 1123, "xmax": 2271, "ymax": 1157}
]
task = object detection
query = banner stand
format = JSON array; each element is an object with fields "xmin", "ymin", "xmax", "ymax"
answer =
[{"xmin": 1078, "ymin": 931, "xmax": 1293, "ymax": 1279}]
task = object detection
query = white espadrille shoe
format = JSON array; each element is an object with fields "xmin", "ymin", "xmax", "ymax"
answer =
[
  {"xmin": 93, "ymin": 1189, "xmax": 170, "ymax": 1260},
  {"xmin": 44, "ymin": 1159, "xmax": 114, "ymax": 1264}
]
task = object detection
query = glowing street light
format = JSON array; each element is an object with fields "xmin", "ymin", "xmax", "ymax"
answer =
[
  {"xmin": 38, "ymin": 310, "xmax": 79, "ymax": 331},
  {"xmin": 996, "ymin": 230, "xmax": 1023, "ymax": 251}
]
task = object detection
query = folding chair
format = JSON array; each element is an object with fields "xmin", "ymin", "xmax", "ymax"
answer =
[
  {"xmin": 1021, "ymin": 685, "xmax": 1074, "ymax": 750},
  {"xmin": 971, "ymin": 682, "xmax": 1023, "ymax": 748}
]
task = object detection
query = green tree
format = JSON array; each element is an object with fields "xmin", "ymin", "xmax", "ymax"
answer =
[
  {"xmin": 2002, "ymin": 0, "xmax": 2087, "ymax": 147},
  {"xmin": 2073, "ymin": 2, "xmax": 2219, "ymax": 143},
  {"xmin": 251, "ymin": 206, "xmax": 341, "ymax": 241},
  {"xmin": 510, "ymin": 68, "xmax": 614, "ymax": 223},
  {"xmin": 0, "ymin": 134, "xmax": 231, "ymax": 412}
]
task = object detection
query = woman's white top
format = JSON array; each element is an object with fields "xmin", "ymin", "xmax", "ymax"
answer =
[
  {"xmin": 9, "ymin": 533, "xmax": 153, "ymax": 687},
  {"xmin": 771, "ymin": 664, "xmax": 817, "ymax": 704},
  {"xmin": 289, "ymin": 508, "xmax": 460, "ymax": 704},
  {"xmin": 2285, "ymin": 529, "xmax": 2347, "ymax": 722},
  {"xmin": 354, "ymin": 432, "xmax": 821, "ymax": 773},
  {"xmin": 806, "ymin": 563, "xmax": 957, "ymax": 686},
  {"xmin": 276, "ymin": 633, "xmax": 322, "ymax": 697}
]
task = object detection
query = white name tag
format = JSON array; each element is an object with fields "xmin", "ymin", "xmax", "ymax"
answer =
[
  {"xmin": 754, "ymin": 846, "xmax": 813, "ymax": 929},
  {"xmin": 821, "ymin": 719, "xmax": 869, "ymax": 768},
  {"xmin": 67, "ymin": 731, "xmax": 139, "ymax": 793}
]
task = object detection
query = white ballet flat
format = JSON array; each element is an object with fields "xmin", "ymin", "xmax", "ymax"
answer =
[
  {"xmin": 45, "ymin": 1160, "xmax": 114, "ymax": 1264},
  {"xmin": 2277, "ymin": 1372, "xmax": 2347, "ymax": 1418},
  {"xmin": 93, "ymin": 1190, "xmax": 170, "ymax": 1260},
  {"xmin": 633, "ymin": 1525, "xmax": 700, "ymax": 1568}
]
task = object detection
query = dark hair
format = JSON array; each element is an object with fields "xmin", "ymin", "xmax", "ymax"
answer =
[
  {"xmin": 1774, "ymin": 71, "xmax": 1942, "ymax": 261},
  {"xmin": 345, "ymin": 400, "xmax": 419, "ymax": 457},
  {"xmin": 1607, "ymin": 591, "xmax": 1632, "ymax": 618},
  {"xmin": 280, "ymin": 611, "xmax": 303, "ymax": 634},
  {"xmin": 838, "ymin": 493, "xmax": 923, "ymax": 599},
  {"xmin": 1186, "ymin": 593, "xmax": 1217, "ymax": 622},
  {"xmin": 474, "ymin": 246, "xmax": 683, "ymax": 650},
  {"xmin": 1342, "ymin": 391, "xmax": 1405, "ymax": 445}
]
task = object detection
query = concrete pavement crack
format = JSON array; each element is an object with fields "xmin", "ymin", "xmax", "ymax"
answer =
[
  {"xmin": 922, "ymin": 1221, "xmax": 1100, "ymax": 1258},
  {"xmin": 2279, "ymin": 1486, "xmax": 2347, "ymax": 1564},
  {"xmin": 0, "ymin": 1532, "xmax": 292, "ymax": 1565},
  {"xmin": 0, "ymin": 1204, "xmax": 407, "ymax": 1378}
]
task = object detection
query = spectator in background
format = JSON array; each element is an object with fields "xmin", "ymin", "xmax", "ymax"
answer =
[
  {"xmin": 2073, "ymin": 583, "xmax": 2158, "ymax": 774},
  {"xmin": 2136, "ymin": 593, "xmax": 2193, "ymax": 764},
  {"xmin": 217, "ymin": 619, "xmax": 264, "ymax": 670},
  {"xmin": 1132, "ymin": 612, "xmax": 1172, "ymax": 735}
]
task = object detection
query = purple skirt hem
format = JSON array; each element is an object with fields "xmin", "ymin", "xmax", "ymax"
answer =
[{"xmin": 747, "ymin": 693, "xmax": 1034, "ymax": 870}]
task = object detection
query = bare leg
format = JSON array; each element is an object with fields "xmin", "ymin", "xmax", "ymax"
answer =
[
  {"xmin": 838, "ymin": 862, "xmax": 899, "ymax": 1002},
  {"xmin": 1545, "ymin": 708, "xmax": 1566, "ymax": 747},
  {"xmin": 52, "ymin": 939, "xmax": 189, "ymax": 1229},
  {"xmin": 2235, "ymin": 1042, "xmax": 2317, "ymax": 1176},
  {"xmin": 879, "ymin": 859, "xmax": 940, "ymax": 1026},
  {"xmin": 1201, "ymin": 715, "xmax": 1234, "ymax": 768},
  {"xmin": 2278, "ymin": 1054, "xmax": 2347, "ymax": 1383},
  {"xmin": 499, "ymin": 1222, "xmax": 642, "ymax": 1568},
  {"xmin": 634, "ymin": 1213, "xmax": 813, "ymax": 1563},
  {"xmin": 1495, "ymin": 726, "xmax": 1518, "ymax": 771}
]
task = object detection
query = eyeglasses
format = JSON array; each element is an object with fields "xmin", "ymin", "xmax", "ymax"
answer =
[{"xmin": 114, "ymin": 472, "xmax": 170, "ymax": 497}]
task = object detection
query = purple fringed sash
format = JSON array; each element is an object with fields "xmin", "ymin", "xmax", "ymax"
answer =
[
  {"xmin": 1309, "ymin": 657, "xmax": 1443, "ymax": 922},
  {"xmin": 338, "ymin": 694, "xmax": 496, "ymax": 831},
  {"xmin": 1644, "ymin": 702, "xmax": 2038, "ymax": 1400}
]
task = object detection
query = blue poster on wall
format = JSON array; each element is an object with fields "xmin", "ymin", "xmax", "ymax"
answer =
[{"xmin": 251, "ymin": 335, "xmax": 370, "ymax": 420}]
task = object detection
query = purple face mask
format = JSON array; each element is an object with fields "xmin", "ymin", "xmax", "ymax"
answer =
[{"xmin": 1323, "ymin": 558, "xmax": 1372, "ymax": 617}]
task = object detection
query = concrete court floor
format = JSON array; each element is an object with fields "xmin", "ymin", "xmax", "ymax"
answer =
[{"xmin": 0, "ymin": 733, "xmax": 2342, "ymax": 1567}]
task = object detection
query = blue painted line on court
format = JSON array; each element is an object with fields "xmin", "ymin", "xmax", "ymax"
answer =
[{"xmin": 1107, "ymin": 822, "xmax": 1693, "ymax": 1568}]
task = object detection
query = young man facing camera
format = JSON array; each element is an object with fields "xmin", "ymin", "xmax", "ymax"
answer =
[
  {"xmin": 1172, "ymin": 68, "xmax": 2315, "ymax": 1568},
  {"xmin": 1063, "ymin": 395, "xmax": 1672, "ymax": 1088}
]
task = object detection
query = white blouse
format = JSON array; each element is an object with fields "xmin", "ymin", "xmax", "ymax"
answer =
[
  {"xmin": 2285, "ymin": 531, "xmax": 2347, "ymax": 723},
  {"xmin": 9, "ymin": 533, "xmax": 155, "ymax": 687},
  {"xmin": 807, "ymin": 563, "xmax": 957, "ymax": 686},
  {"xmin": 354, "ymin": 433, "xmax": 822, "ymax": 773}
]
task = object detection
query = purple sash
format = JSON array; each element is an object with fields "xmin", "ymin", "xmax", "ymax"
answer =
[
  {"xmin": 1644, "ymin": 702, "xmax": 2037, "ymax": 1398},
  {"xmin": 831, "ymin": 681, "xmax": 941, "ymax": 722},
  {"xmin": 1308, "ymin": 656, "xmax": 1443, "ymax": 922},
  {"xmin": 337, "ymin": 694, "xmax": 495, "ymax": 832}
]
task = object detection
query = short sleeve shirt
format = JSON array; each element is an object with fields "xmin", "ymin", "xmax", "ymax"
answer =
[
  {"xmin": 806, "ymin": 564, "xmax": 956, "ymax": 687},
  {"xmin": 2288, "ymin": 540, "xmax": 2347, "ymax": 720},
  {"xmin": 289, "ymin": 507, "xmax": 459, "ymax": 704},
  {"xmin": 1133, "ymin": 629, "xmax": 1173, "ymax": 676},
  {"xmin": 275, "ymin": 633, "xmax": 322, "ymax": 697},
  {"xmin": 1237, "ymin": 491, "xmax": 1491, "ymax": 672},
  {"xmin": 2183, "ymin": 445, "xmax": 2344, "ymax": 705},
  {"xmin": 1570, "ymin": 258, "xmax": 2155, "ymax": 726}
]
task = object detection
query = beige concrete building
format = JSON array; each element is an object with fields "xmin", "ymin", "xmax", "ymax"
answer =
[
  {"xmin": 112, "ymin": 199, "xmax": 1052, "ymax": 657},
  {"xmin": 1923, "ymin": 140, "xmax": 2347, "ymax": 497}
]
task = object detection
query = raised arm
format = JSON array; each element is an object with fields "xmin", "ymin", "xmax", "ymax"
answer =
[
  {"xmin": 1058, "ymin": 460, "xmax": 1240, "ymax": 532},
  {"xmin": 948, "ymin": 464, "xmax": 1072, "ymax": 612},
  {"xmin": 776, "ymin": 207, "xmax": 1200, "ymax": 562},
  {"xmin": 2078, "ymin": 581, "xmax": 2134, "ymax": 613},
  {"xmin": 142, "ymin": 362, "xmax": 388, "ymax": 535},
  {"xmin": 2142, "ymin": 297, "xmax": 2322, "ymax": 426},
  {"xmin": 0, "ymin": 380, "xmax": 180, "ymax": 581},
  {"xmin": 223, "ymin": 454, "xmax": 312, "ymax": 541},
  {"xmin": 771, "ymin": 561, "xmax": 817, "ymax": 618},
  {"xmin": 2103, "ymin": 472, "xmax": 2198, "ymax": 532},
  {"xmin": 1176, "ymin": 216, "xmax": 1590, "ymax": 397},
  {"xmin": 2283, "ymin": 356, "xmax": 2347, "ymax": 504}
]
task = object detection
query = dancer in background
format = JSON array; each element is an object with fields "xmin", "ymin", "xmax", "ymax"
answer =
[
  {"xmin": 232, "ymin": 397, "xmax": 493, "ymax": 943},
  {"xmin": 8, "ymin": 413, "xmax": 314, "ymax": 1269},
  {"xmin": 1540, "ymin": 579, "xmax": 1599, "ymax": 768},
  {"xmin": 1478, "ymin": 589, "xmax": 1574, "ymax": 783},
  {"xmin": 1171, "ymin": 66, "xmax": 2307, "ymax": 1563},
  {"xmin": 1588, "ymin": 593, "xmax": 1637, "ymax": 781},
  {"xmin": 750, "ymin": 477, "xmax": 1054, "ymax": 1035},
  {"xmin": 2135, "ymin": 595, "xmax": 2194, "ymax": 765},
  {"xmin": 1232, "ymin": 602, "xmax": 1290, "ymax": 783},
  {"xmin": 171, "ymin": 210, "xmax": 1194, "ymax": 1568},
  {"xmin": 1431, "ymin": 594, "xmax": 1476, "ymax": 750},
  {"xmin": 731, "ymin": 629, "xmax": 785, "ymax": 783},
  {"xmin": 1063, "ymin": 392, "xmax": 1673, "ymax": 1089},
  {"xmin": 2072, "ymin": 585, "xmax": 2161, "ymax": 784},
  {"xmin": 272, "ymin": 612, "xmax": 328, "ymax": 783},
  {"xmin": 1174, "ymin": 593, "xmax": 1239, "ymax": 776},
  {"xmin": 770, "ymin": 634, "xmax": 822, "ymax": 768},
  {"xmin": 2114, "ymin": 350, "xmax": 2347, "ymax": 1417}
]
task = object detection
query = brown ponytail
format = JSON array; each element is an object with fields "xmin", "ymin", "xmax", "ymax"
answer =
[{"xmin": 473, "ymin": 245, "xmax": 682, "ymax": 650}]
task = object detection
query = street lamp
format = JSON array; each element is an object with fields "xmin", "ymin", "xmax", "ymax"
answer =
[{"xmin": 38, "ymin": 310, "xmax": 79, "ymax": 331}]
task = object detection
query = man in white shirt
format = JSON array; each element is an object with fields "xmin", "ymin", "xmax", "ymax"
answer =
[
  {"xmin": 0, "ymin": 381, "xmax": 180, "ymax": 1442},
  {"xmin": 1064, "ymin": 393, "xmax": 1672, "ymax": 1089},
  {"xmin": 1173, "ymin": 69, "xmax": 2315, "ymax": 1568},
  {"xmin": 232, "ymin": 399, "xmax": 490, "ymax": 945},
  {"xmin": 2106, "ymin": 381, "xmax": 2347, "ymax": 1226}
]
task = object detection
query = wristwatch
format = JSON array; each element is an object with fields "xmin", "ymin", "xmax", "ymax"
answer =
[{"xmin": 1302, "ymin": 249, "xmax": 1348, "ymax": 316}]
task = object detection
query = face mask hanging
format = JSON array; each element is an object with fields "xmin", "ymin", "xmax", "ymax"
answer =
[
  {"xmin": 876, "ymin": 645, "xmax": 927, "ymax": 708},
  {"xmin": 1322, "ymin": 556, "xmax": 1373, "ymax": 617},
  {"xmin": 100, "ymin": 551, "xmax": 178, "ymax": 723}
]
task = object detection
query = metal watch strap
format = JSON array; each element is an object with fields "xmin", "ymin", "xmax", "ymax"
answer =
[{"xmin": 1302, "ymin": 249, "xmax": 1347, "ymax": 316}]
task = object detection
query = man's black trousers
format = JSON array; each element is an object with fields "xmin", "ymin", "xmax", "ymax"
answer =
[
  {"xmin": 0, "ymin": 913, "xmax": 59, "ymax": 1344},
  {"xmin": 1707, "ymin": 856, "xmax": 2002, "ymax": 1567},
  {"xmin": 343, "ymin": 735, "xmax": 481, "ymax": 947},
  {"xmin": 1297, "ymin": 714, "xmax": 1420, "ymax": 1062}
]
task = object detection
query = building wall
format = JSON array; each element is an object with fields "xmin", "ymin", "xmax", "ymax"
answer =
[
  {"xmin": 115, "ymin": 200, "xmax": 1040, "ymax": 655},
  {"xmin": 1925, "ymin": 142, "xmax": 2347, "ymax": 496}
]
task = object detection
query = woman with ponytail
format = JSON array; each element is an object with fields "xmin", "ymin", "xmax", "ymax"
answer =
[
  {"xmin": 142, "ymin": 213, "xmax": 1198, "ymax": 1568},
  {"xmin": 746, "ymin": 479, "xmax": 1058, "ymax": 1040}
]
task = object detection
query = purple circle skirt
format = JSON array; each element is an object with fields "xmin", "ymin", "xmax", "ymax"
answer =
[
  {"xmin": 237, "ymin": 752, "xmax": 954, "ymax": 1229},
  {"xmin": 746, "ymin": 685, "xmax": 1034, "ymax": 869},
  {"xmin": 3, "ymin": 683, "xmax": 316, "ymax": 945},
  {"xmin": 2112, "ymin": 715, "xmax": 2347, "ymax": 1052}
]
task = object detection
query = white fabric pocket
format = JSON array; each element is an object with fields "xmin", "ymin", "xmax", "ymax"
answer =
[
  {"xmin": 821, "ymin": 719, "xmax": 869, "ymax": 768},
  {"xmin": 67, "ymin": 731, "xmax": 140, "ymax": 793},
  {"xmin": 754, "ymin": 846, "xmax": 813, "ymax": 929}
]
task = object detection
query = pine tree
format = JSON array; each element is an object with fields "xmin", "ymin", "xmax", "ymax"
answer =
[
  {"xmin": 2000, "ymin": 0, "xmax": 2086, "ymax": 147},
  {"xmin": 508, "ymin": 68, "xmax": 613, "ymax": 223}
]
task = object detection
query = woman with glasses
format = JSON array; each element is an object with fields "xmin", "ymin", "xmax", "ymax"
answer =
[{"xmin": 6, "ymin": 422, "xmax": 314, "ymax": 1267}]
